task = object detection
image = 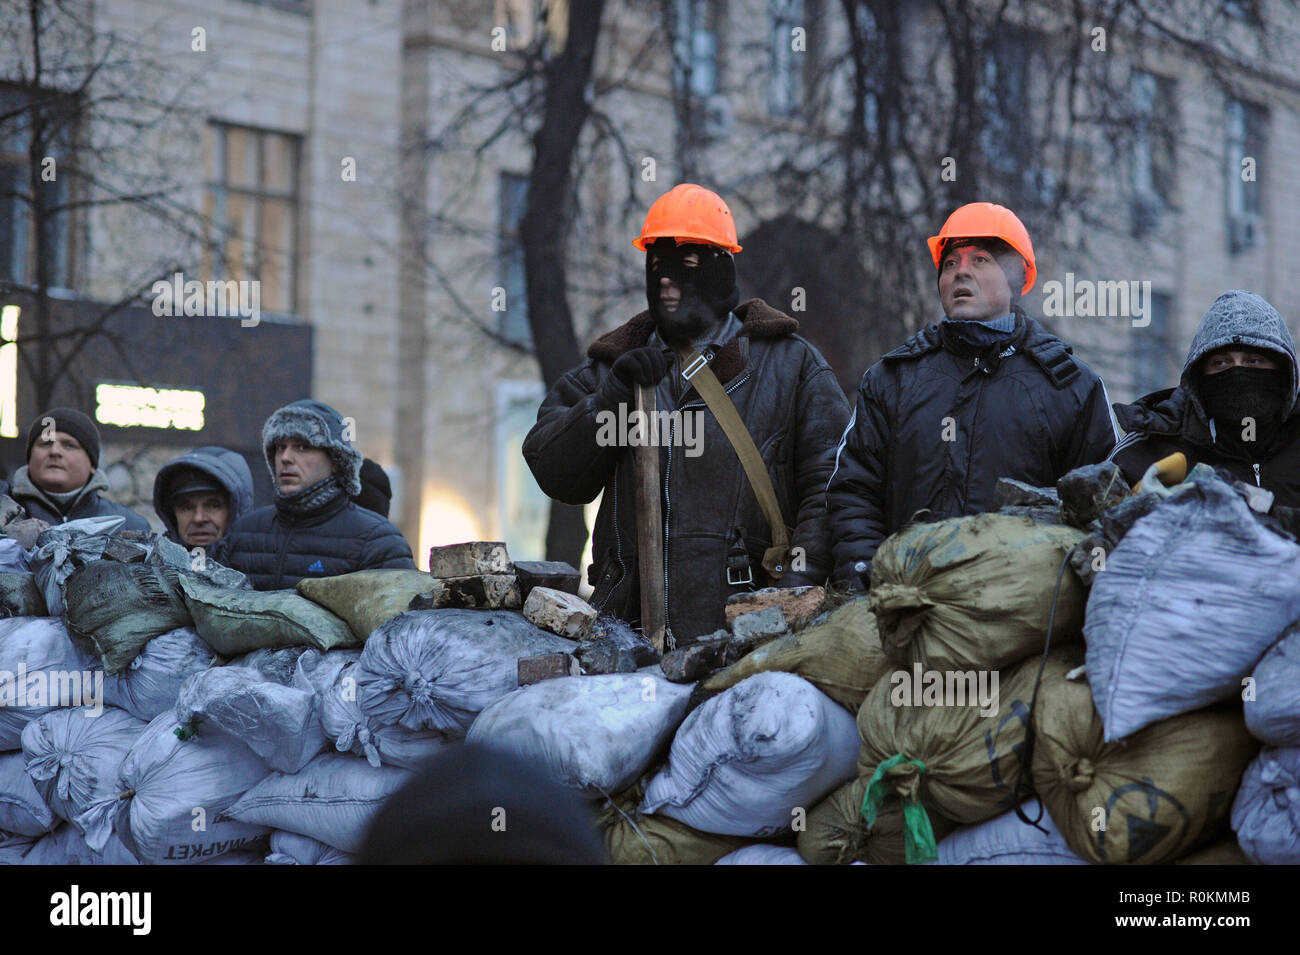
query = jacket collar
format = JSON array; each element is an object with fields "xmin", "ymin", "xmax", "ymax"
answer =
[
  {"xmin": 10, "ymin": 465, "xmax": 110, "ymax": 516},
  {"xmin": 587, "ymin": 298, "xmax": 799, "ymax": 384}
]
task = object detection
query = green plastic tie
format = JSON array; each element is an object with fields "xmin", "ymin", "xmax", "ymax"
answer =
[{"xmin": 861, "ymin": 752, "xmax": 939, "ymax": 865}]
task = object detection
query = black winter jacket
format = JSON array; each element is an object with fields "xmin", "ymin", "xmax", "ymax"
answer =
[
  {"xmin": 217, "ymin": 491, "xmax": 415, "ymax": 590},
  {"xmin": 9, "ymin": 466, "xmax": 152, "ymax": 533},
  {"xmin": 826, "ymin": 309, "xmax": 1116, "ymax": 584},
  {"xmin": 523, "ymin": 299, "xmax": 851, "ymax": 644}
]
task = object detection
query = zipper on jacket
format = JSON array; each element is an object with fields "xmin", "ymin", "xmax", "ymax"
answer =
[
  {"xmin": 594, "ymin": 464, "xmax": 627, "ymax": 614},
  {"xmin": 1253, "ymin": 462, "xmax": 1261, "ymax": 487},
  {"xmin": 663, "ymin": 369, "xmax": 752, "ymax": 646}
]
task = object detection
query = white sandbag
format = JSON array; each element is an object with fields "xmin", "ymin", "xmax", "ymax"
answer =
[
  {"xmin": 102, "ymin": 627, "xmax": 216, "ymax": 722},
  {"xmin": 29, "ymin": 515, "xmax": 125, "ymax": 615},
  {"xmin": 235, "ymin": 646, "xmax": 312, "ymax": 685},
  {"xmin": 293, "ymin": 648, "xmax": 361, "ymax": 698},
  {"xmin": 1230, "ymin": 746, "xmax": 1300, "ymax": 865},
  {"xmin": 714, "ymin": 845, "xmax": 807, "ymax": 865},
  {"xmin": 1084, "ymin": 473, "xmax": 1300, "ymax": 741},
  {"xmin": 933, "ymin": 807, "xmax": 1087, "ymax": 865},
  {"xmin": 317, "ymin": 662, "xmax": 450, "ymax": 769},
  {"xmin": 0, "ymin": 538, "xmax": 29, "ymax": 573},
  {"xmin": 0, "ymin": 831, "xmax": 39, "ymax": 864},
  {"xmin": 467, "ymin": 673, "xmax": 691, "ymax": 796},
  {"xmin": 640, "ymin": 672, "xmax": 860, "ymax": 837},
  {"xmin": 0, "ymin": 616, "xmax": 97, "ymax": 750},
  {"xmin": 76, "ymin": 712, "xmax": 271, "ymax": 864},
  {"xmin": 175, "ymin": 666, "xmax": 325, "ymax": 773},
  {"xmin": 18, "ymin": 823, "xmax": 140, "ymax": 865},
  {"xmin": 355, "ymin": 610, "xmax": 575, "ymax": 737},
  {"xmin": 222, "ymin": 751, "xmax": 410, "ymax": 854},
  {"xmin": 0, "ymin": 750, "xmax": 55, "ymax": 836},
  {"xmin": 265, "ymin": 829, "xmax": 354, "ymax": 865},
  {"xmin": 20, "ymin": 706, "xmax": 147, "ymax": 830},
  {"xmin": 1245, "ymin": 622, "xmax": 1300, "ymax": 747}
]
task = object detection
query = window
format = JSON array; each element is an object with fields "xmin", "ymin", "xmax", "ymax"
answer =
[
  {"xmin": 0, "ymin": 84, "xmax": 78, "ymax": 290},
  {"xmin": 203, "ymin": 122, "xmax": 301, "ymax": 314},
  {"xmin": 1130, "ymin": 71, "xmax": 1177, "ymax": 236},
  {"xmin": 1132, "ymin": 291, "xmax": 1176, "ymax": 396},
  {"xmin": 496, "ymin": 380, "xmax": 549, "ymax": 561},
  {"xmin": 674, "ymin": 0, "xmax": 718, "ymax": 100},
  {"xmin": 1226, "ymin": 97, "xmax": 1266, "ymax": 254},
  {"xmin": 980, "ymin": 29, "xmax": 1051, "ymax": 203},
  {"xmin": 769, "ymin": 0, "xmax": 803, "ymax": 117},
  {"xmin": 498, "ymin": 171, "xmax": 530, "ymax": 344}
]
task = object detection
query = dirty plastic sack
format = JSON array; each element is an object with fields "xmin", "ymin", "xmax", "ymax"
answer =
[
  {"xmin": 0, "ymin": 573, "xmax": 47, "ymax": 617},
  {"xmin": 355, "ymin": 610, "xmax": 576, "ymax": 737},
  {"xmin": 102, "ymin": 627, "xmax": 216, "ymax": 722},
  {"xmin": 178, "ymin": 575, "xmax": 358, "ymax": 656},
  {"xmin": 0, "ymin": 539, "xmax": 28, "ymax": 573},
  {"xmin": 175, "ymin": 666, "xmax": 325, "ymax": 773},
  {"xmin": 28, "ymin": 515, "xmax": 125, "ymax": 615},
  {"xmin": 468, "ymin": 674, "xmax": 692, "ymax": 796},
  {"xmin": 0, "ymin": 750, "xmax": 56, "ymax": 836},
  {"xmin": 1085, "ymin": 473, "xmax": 1300, "ymax": 741},
  {"xmin": 0, "ymin": 831, "xmax": 39, "ymax": 864},
  {"xmin": 76, "ymin": 712, "xmax": 271, "ymax": 864},
  {"xmin": 640, "ymin": 673, "xmax": 860, "ymax": 837},
  {"xmin": 0, "ymin": 617, "xmax": 96, "ymax": 750},
  {"xmin": 265, "ymin": 829, "xmax": 354, "ymax": 865},
  {"xmin": 932, "ymin": 807, "xmax": 1086, "ymax": 865},
  {"xmin": 223, "ymin": 751, "xmax": 410, "ymax": 854},
  {"xmin": 316, "ymin": 662, "xmax": 449, "ymax": 769},
  {"xmin": 1230, "ymin": 746, "xmax": 1300, "ymax": 865},
  {"xmin": 234, "ymin": 646, "xmax": 312, "ymax": 686},
  {"xmin": 1245, "ymin": 621, "xmax": 1300, "ymax": 747},
  {"xmin": 19, "ymin": 823, "xmax": 140, "ymax": 865},
  {"xmin": 293, "ymin": 648, "xmax": 362, "ymax": 698},
  {"xmin": 296, "ymin": 569, "xmax": 438, "ymax": 641},
  {"xmin": 714, "ymin": 844, "xmax": 807, "ymax": 865},
  {"xmin": 796, "ymin": 776, "xmax": 959, "ymax": 865},
  {"xmin": 20, "ymin": 706, "xmax": 147, "ymax": 830},
  {"xmin": 64, "ymin": 562, "xmax": 193, "ymax": 674}
]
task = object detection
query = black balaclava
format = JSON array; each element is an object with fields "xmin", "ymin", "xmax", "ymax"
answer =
[
  {"xmin": 1198, "ymin": 363, "xmax": 1291, "ymax": 455},
  {"xmin": 646, "ymin": 238, "xmax": 739, "ymax": 347}
]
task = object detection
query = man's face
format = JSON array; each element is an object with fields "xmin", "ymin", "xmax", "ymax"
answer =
[
  {"xmin": 1201, "ymin": 347, "xmax": 1281, "ymax": 376},
  {"xmin": 939, "ymin": 241, "xmax": 1014, "ymax": 322},
  {"xmin": 647, "ymin": 241, "xmax": 723, "ymax": 347},
  {"xmin": 273, "ymin": 438, "xmax": 334, "ymax": 493},
  {"xmin": 650, "ymin": 247, "xmax": 700, "ymax": 315},
  {"xmin": 173, "ymin": 490, "xmax": 231, "ymax": 548},
  {"xmin": 28, "ymin": 432, "xmax": 93, "ymax": 493}
]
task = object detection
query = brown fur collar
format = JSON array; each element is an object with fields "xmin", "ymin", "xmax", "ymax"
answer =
[{"xmin": 586, "ymin": 298, "xmax": 799, "ymax": 384}]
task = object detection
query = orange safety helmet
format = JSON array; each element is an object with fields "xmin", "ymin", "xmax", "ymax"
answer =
[
  {"xmin": 927, "ymin": 202, "xmax": 1036, "ymax": 295},
  {"xmin": 634, "ymin": 183, "xmax": 743, "ymax": 254}
]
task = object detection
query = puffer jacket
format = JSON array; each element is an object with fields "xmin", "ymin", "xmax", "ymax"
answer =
[
  {"xmin": 1111, "ymin": 291, "xmax": 1300, "ymax": 508},
  {"xmin": 217, "ymin": 492, "xmax": 415, "ymax": 590},
  {"xmin": 523, "ymin": 298, "xmax": 851, "ymax": 644},
  {"xmin": 826, "ymin": 307, "xmax": 1116, "ymax": 585},
  {"xmin": 9, "ymin": 465, "xmax": 151, "ymax": 533},
  {"xmin": 152, "ymin": 446, "xmax": 255, "ymax": 552}
]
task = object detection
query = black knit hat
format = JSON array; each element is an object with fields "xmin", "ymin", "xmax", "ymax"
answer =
[
  {"xmin": 353, "ymin": 458, "xmax": 392, "ymax": 518},
  {"xmin": 26, "ymin": 408, "xmax": 101, "ymax": 468}
]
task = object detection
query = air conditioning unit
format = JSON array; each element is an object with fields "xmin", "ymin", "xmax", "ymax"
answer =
[
  {"xmin": 1228, "ymin": 212, "xmax": 1262, "ymax": 254},
  {"xmin": 702, "ymin": 93, "xmax": 733, "ymax": 140}
]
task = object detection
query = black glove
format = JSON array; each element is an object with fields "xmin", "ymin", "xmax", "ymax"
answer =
[{"xmin": 597, "ymin": 346, "xmax": 671, "ymax": 408}]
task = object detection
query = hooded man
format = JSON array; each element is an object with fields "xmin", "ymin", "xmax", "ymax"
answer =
[
  {"xmin": 524, "ymin": 183, "xmax": 850, "ymax": 645},
  {"xmin": 9, "ymin": 407, "xmax": 150, "ymax": 533},
  {"xmin": 1110, "ymin": 290, "xmax": 1300, "ymax": 507},
  {"xmin": 152, "ymin": 446, "xmax": 254, "ymax": 552},
  {"xmin": 827, "ymin": 202, "xmax": 1117, "ymax": 589},
  {"xmin": 217, "ymin": 399, "xmax": 415, "ymax": 589}
]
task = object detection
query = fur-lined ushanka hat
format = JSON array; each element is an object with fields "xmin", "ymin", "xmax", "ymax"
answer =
[{"xmin": 261, "ymin": 399, "xmax": 363, "ymax": 496}]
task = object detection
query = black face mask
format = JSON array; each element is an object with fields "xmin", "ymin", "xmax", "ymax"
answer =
[
  {"xmin": 1198, "ymin": 365, "xmax": 1291, "ymax": 452},
  {"xmin": 645, "ymin": 241, "xmax": 739, "ymax": 347}
]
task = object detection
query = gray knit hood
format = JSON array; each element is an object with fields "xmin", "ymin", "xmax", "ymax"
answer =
[
  {"xmin": 1181, "ymin": 290, "xmax": 1299, "ymax": 418},
  {"xmin": 152, "ymin": 446, "xmax": 255, "ymax": 542},
  {"xmin": 261, "ymin": 399, "xmax": 363, "ymax": 496}
]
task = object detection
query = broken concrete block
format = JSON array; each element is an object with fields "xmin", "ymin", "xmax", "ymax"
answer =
[
  {"xmin": 513, "ymin": 560, "xmax": 580, "ymax": 601},
  {"xmin": 587, "ymin": 615, "xmax": 660, "ymax": 666},
  {"xmin": 660, "ymin": 638, "xmax": 730, "ymax": 683},
  {"xmin": 995, "ymin": 478, "xmax": 1061, "ymax": 509},
  {"xmin": 518, "ymin": 652, "xmax": 581, "ymax": 686},
  {"xmin": 1069, "ymin": 534, "xmax": 1110, "ymax": 588},
  {"xmin": 1057, "ymin": 462, "xmax": 1130, "ymax": 528},
  {"xmin": 724, "ymin": 586, "xmax": 826, "ymax": 628},
  {"xmin": 574, "ymin": 638, "xmax": 639, "ymax": 675},
  {"xmin": 428, "ymin": 541, "xmax": 513, "ymax": 578},
  {"xmin": 408, "ymin": 574, "xmax": 521, "ymax": 611},
  {"xmin": 522, "ymin": 586, "xmax": 597, "ymax": 640},
  {"xmin": 730, "ymin": 606, "xmax": 789, "ymax": 642}
]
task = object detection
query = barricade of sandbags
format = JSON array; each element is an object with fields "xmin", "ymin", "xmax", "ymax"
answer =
[
  {"xmin": 468, "ymin": 673, "xmax": 691, "ymax": 797},
  {"xmin": 868, "ymin": 512, "xmax": 1086, "ymax": 674},
  {"xmin": 0, "ymin": 616, "xmax": 97, "ymax": 750},
  {"xmin": 1084, "ymin": 471, "xmax": 1300, "ymax": 741},
  {"xmin": 639, "ymin": 672, "xmax": 859, "ymax": 838},
  {"xmin": 178, "ymin": 576, "xmax": 359, "ymax": 657},
  {"xmin": 1230, "ymin": 746, "xmax": 1300, "ymax": 865},
  {"xmin": 1244, "ymin": 621, "xmax": 1300, "ymax": 747}
]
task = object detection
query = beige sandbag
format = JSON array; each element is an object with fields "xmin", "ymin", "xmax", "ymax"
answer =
[
  {"xmin": 1032, "ymin": 661, "xmax": 1259, "ymax": 865},
  {"xmin": 796, "ymin": 777, "xmax": 957, "ymax": 865},
  {"xmin": 296, "ymin": 570, "xmax": 437, "ymax": 641},
  {"xmin": 857, "ymin": 652, "xmax": 1045, "ymax": 834},
  {"xmin": 869, "ymin": 513, "xmax": 1085, "ymax": 673},
  {"xmin": 700, "ymin": 600, "xmax": 889, "ymax": 710},
  {"xmin": 1175, "ymin": 838, "xmax": 1250, "ymax": 865},
  {"xmin": 178, "ymin": 576, "xmax": 358, "ymax": 657},
  {"xmin": 599, "ymin": 779, "xmax": 748, "ymax": 865}
]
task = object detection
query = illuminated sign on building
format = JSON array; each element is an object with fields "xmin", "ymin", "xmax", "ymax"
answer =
[{"xmin": 95, "ymin": 383, "xmax": 205, "ymax": 431}]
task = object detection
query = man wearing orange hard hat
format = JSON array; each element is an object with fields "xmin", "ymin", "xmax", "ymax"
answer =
[
  {"xmin": 524, "ymin": 184, "xmax": 849, "ymax": 645},
  {"xmin": 826, "ymin": 201, "xmax": 1116, "ymax": 590}
]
